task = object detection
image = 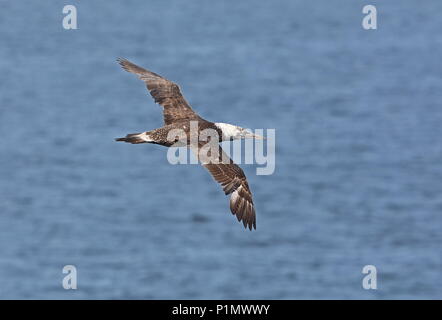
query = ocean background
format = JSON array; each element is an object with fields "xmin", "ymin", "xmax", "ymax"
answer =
[{"xmin": 0, "ymin": 0, "xmax": 441, "ymax": 299}]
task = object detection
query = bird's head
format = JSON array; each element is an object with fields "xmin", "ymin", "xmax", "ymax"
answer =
[{"xmin": 215, "ymin": 123, "xmax": 265, "ymax": 141}]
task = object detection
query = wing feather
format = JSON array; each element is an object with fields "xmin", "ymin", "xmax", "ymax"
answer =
[
  {"xmin": 117, "ymin": 58, "xmax": 200, "ymax": 125},
  {"xmin": 193, "ymin": 144, "xmax": 256, "ymax": 230}
]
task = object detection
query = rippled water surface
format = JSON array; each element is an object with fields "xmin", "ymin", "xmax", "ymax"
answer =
[{"xmin": 0, "ymin": 1, "xmax": 441, "ymax": 299}]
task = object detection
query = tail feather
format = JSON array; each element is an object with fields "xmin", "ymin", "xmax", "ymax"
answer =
[{"xmin": 115, "ymin": 133, "xmax": 148, "ymax": 144}]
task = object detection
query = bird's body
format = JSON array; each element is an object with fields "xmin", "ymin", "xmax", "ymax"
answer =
[
  {"xmin": 115, "ymin": 58, "xmax": 262, "ymax": 230},
  {"xmin": 116, "ymin": 119, "xmax": 223, "ymax": 146}
]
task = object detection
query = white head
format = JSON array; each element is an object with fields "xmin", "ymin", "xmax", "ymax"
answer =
[{"xmin": 215, "ymin": 122, "xmax": 265, "ymax": 141}]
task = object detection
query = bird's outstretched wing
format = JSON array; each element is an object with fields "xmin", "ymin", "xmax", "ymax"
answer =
[
  {"xmin": 117, "ymin": 58, "xmax": 200, "ymax": 125},
  {"xmin": 192, "ymin": 143, "xmax": 256, "ymax": 230}
]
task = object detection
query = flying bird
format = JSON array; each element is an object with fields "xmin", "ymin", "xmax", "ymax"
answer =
[{"xmin": 115, "ymin": 58, "xmax": 263, "ymax": 230}]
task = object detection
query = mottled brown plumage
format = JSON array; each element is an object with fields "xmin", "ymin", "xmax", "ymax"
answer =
[
  {"xmin": 117, "ymin": 58, "xmax": 202, "ymax": 125},
  {"xmin": 116, "ymin": 58, "xmax": 257, "ymax": 230},
  {"xmin": 193, "ymin": 143, "xmax": 256, "ymax": 230}
]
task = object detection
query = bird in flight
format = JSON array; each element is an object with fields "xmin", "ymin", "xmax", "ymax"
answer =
[{"xmin": 115, "ymin": 58, "xmax": 263, "ymax": 230}]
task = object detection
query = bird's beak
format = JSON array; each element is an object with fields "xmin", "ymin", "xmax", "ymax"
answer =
[{"xmin": 244, "ymin": 131, "xmax": 266, "ymax": 140}]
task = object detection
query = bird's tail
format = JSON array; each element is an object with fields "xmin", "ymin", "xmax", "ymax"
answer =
[{"xmin": 115, "ymin": 132, "xmax": 150, "ymax": 144}]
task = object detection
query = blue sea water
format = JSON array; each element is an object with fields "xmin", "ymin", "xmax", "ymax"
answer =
[{"xmin": 0, "ymin": 0, "xmax": 441, "ymax": 299}]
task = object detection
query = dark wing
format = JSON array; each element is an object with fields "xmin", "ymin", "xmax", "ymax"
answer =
[
  {"xmin": 192, "ymin": 143, "xmax": 256, "ymax": 230},
  {"xmin": 117, "ymin": 58, "xmax": 199, "ymax": 125}
]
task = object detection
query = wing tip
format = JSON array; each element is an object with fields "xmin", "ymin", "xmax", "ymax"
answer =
[
  {"xmin": 230, "ymin": 197, "xmax": 256, "ymax": 231},
  {"xmin": 116, "ymin": 57, "xmax": 131, "ymax": 72},
  {"xmin": 243, "ymin": 218, "xmax": 256, "ymax": 231},
  {"xmin": 228, "ymin": 186, "xmax": 257, "ymax": 231},
  {"xmin": 246, "ymin": 212, "xmax": 257, "ymax": 231},
  {"xmin": 116, "ymin": 57, "xmax": 163, "ymax": 80}
]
